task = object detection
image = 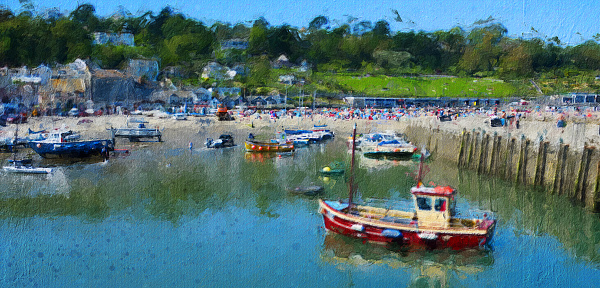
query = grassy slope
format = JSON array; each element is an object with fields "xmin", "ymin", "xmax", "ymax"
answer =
[
  {"xmin": 267, "ymin": 70, "xmax": 599, "ymax": 99},
  {"xmin": 329, "ymin": 74, "xmax": 534, "ymax": 98}
]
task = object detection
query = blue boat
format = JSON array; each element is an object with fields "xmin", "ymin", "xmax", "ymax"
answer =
[{"xmin": 28, "ymin": 129, "xmax": 114, "ymax": 158}]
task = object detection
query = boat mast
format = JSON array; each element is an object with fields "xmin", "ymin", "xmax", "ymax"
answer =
[
  {"xmin": 416, "ymin": 147, "xmax": 425, "ymax": 187},
  {"xmin": 348, "ymin": 123, "xmax": 357, "ymax": 206}
]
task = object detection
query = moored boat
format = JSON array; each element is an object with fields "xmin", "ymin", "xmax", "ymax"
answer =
[
  {"xmin": 28, "ymin": 128, "xmax": 114, "ymax": 159},
  {"xmin": 362, "ymin": 139, "xmax": 417, "ymax": 158},
  {"xmin": 109, "ymin": 117, "xmax": 162, "ymax": 142},
  {"xmin": 244, "ymin": 140, "xmax": 294, "ymax": 152},
  {"xmin": 318, "ymin": 124, "xmax": 496, "ymax": 250},
  {"xmin": 206, "ymin": 134, "xmax": 235, "ymax": 148},
  {"xmin": 281, "ymin": 129, "xmax": 334, "ymax": 144},
  {"xmin": 2, "ymin": 159, "xmax": 53, "ymax": 174}
]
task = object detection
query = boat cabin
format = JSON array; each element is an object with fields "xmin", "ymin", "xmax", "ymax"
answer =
[
  {"xmin": 410, "ymin": 185, "xmax": 456, "ymax": 228},
  {"xmin": 44, "ymin": 130, "xmax": 80, "ymax": 143}
]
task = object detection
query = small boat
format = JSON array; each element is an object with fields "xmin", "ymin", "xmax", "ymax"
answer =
[
  {"xmin": 172, "ymin": 113, "xmax": 187, "ymax": 120},
  {"xmin": 348, "ymin": 131, "xmax": 406, "ymax": 150},
  {"xmin": 28, "ymin": 128, "xmax": 114, "ymax": 159},
  {"xmin": 109, "ymin": 117, "xmax": 162, "ymax": 142},
  {"xmin": 362, "ymin": 139, "xmax": 417, "ymax": 159},
  {"xmin": 205, "ymin": 134, "xmax": 235, "ymax": 148},
  {"xmin": 287, "ymin": 185, "xmax": 324, "ymax": 196},
  {"xmin": 281, "ymin": 129, "xmax": 334, "ymax": 144},
  {"xmin": 318, "ymin": 124, "xmax": 496, "ymax": 250},
  {"xmin": 244, "ymin": 140, "xmax": 294, "ymax": 152},
  {"xmin": 3, "ymin": 159, "xmax": 53, "ymax": 174}
]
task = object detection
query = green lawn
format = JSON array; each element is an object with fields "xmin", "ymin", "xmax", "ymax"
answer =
[{"xmin": 329, "ymin": 75, "xmax": 532, "ymax": 98}]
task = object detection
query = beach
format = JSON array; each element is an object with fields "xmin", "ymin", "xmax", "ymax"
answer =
[{"xmin": 4, "ymin": 109, "xmax": 598, "ymax": 153}]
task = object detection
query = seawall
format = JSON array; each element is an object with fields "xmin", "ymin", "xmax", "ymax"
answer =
[{"xmin": 404, "ymin": 115, "xmax": 600, "ymax": 212}]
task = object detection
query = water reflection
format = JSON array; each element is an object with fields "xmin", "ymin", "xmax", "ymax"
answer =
[
  {"xmin": 0, "ymin": 135, "xmax": 598, "ymax": 274},
  {"xmin": 243, "ymin": 151, "xmax": 294, "ymax": 162},
  {"xmin": 321, "ymin": 233, "xmax": 493, "ymax": 287}
]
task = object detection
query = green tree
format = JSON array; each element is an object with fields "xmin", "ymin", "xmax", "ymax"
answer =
[
  {"xmin": 247, "ymin": 55, "xmax": 271, "ymax": 88},
  {"xmin": 248, "ymin": 17, "xmax": 269, "ymax": 55},
  {"xmin": 498, "ymin": 40, "xmax": 533, "ymax": 78}
]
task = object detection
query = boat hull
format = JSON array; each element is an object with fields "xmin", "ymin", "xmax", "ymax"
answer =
[
  {"xmin": 111, "ymin": 128, "xmax": 162, "ymax": 141},
  {"xmin": 3, "ymin": 166, "xmax": 53, "ymax": 174},
  {"xmin": 319, "ymin": 200, "xmax": 495, "ymax": 250},
  {"xmin": 244, "ymin": 141, "xmax": 294, "ymax": 152},
  {"xmin": 28, "ymin": 139, "xmax": 114, "ymax": 158}
]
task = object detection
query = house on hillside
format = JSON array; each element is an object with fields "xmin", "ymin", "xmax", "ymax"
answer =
[
  {"xmin": 214, "ymin": 87, "xmax": 241, "ymax": 97},
  {"xmin": 278, "ymin": 74, "xmax": 296, "ymax": 84},
  {"xmin": 93, "ymin": 32, "xmax": 135, "ymax": 46},
  {"xmin": 220, "ymin": 39, "xmax": 249, "ymax": 50},
  {"xmin": 248, "ymin": 96, "xmax": 267, "ymax": 107},
  {"xmin": 202, "ymin": 62, "xmax": 235, "ymax": 80},
  {"xmin": 273, "ymin": 54, "xmax": 292, "ymax": 69}
]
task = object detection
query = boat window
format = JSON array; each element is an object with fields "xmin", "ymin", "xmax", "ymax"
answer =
[
  {"xmin": 416, "ymin": 197, "xmax": 431, "ymax": 210},
  {"xmin": 434, "ymin": 198, "xmax": 446, "ymax": 212}
]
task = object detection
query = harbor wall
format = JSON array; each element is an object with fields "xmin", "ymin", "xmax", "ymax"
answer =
[{"xmin": 403, "ymin": 116, "xmax": 600, "ymax": 212}]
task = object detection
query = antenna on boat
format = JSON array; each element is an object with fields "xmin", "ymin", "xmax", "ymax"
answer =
[{"xmin": 348, "ymin": 123, "xmax": 357, "ymax": 206}]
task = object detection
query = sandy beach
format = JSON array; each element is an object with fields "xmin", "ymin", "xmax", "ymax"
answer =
[{"xmin": 2, "ymin": 110, "xmax": 599, "ymax": 153}]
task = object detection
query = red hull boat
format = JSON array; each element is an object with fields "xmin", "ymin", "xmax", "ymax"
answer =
[{"xmin": 318, "ymin": 124, "xmax": 496, "ymax": 250}]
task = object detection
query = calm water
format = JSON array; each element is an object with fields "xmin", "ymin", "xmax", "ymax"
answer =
[{"xmin": 0, "ymin": 136, "xmax": 599, "ymax": 287}]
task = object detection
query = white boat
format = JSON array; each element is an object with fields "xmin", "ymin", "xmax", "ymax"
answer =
[
  {"xmin": 3, "ymin": 165, "xmax": 53, "ymax": 174},
  {"xmin": 172, "ymin": 113, "xmax": 187, "ymax": 120},
  {"xmin": 350, "ymin": 131, "xmax": 407, "ymax": 150},
  {"xmin": 2, "ymin": 159, "xmax": 53, "ymax": 174},
  {"xmin": 361, "ymin": 139, "xmax": 417, "ymax": 158},
  {"xmin": 109, "ymin": 117, "xmax": 162, "ymax": 142}
]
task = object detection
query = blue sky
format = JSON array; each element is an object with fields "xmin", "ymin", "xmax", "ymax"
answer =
[{"xmin": 3, "ymin": 0, "xmax": 599, "ymax": 45}]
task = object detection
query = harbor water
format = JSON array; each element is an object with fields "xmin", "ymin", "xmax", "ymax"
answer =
[{"xmin": 0, "ymin": 137, "xmax": 599, "ymax": 287}]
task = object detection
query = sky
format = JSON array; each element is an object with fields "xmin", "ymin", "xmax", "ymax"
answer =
[{"xmin": 3, "ymin": 0, "xmax": 599, "ymax": 45}]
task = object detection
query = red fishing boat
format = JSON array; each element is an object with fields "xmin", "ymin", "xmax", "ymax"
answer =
[{"xmin": 318, "ymin": 124, "xmax": 496, "ymax": 250}]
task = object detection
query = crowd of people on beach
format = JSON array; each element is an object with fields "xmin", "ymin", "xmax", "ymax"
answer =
[{"xmin": 230, "ymin": 104, "xmax": 598, "ymax": 130}]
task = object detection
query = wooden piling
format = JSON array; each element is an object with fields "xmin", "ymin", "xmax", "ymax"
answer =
[
  {"xmin": 553, "ymin": 144, "xmax": 569, "ymax": 195},
  {"xmin": 458, "ymin": 130, "xmax": 467, "ymax": 167},
  {"xmin": 594, "ymin": 160, "xmax": 600, "ymax": 212},
  {"xmin": 488, "ymin": 134, "xmax": 500, "ymax": 175},
  {"xmin": 574, "ymin": 146, "xmax": 594, "ymax": 203},
  {"xmin": 467, "ymin": 132, "xmax": 477, "ymax": 169},
  {"xmin": 505, "ymin": 138, "xmax": 516, "ymax": 180},
  {"xmin": 534, "ymin": 141, "xmax": 549, "ymax": 188},
  {"xmin": 516, "ymin": 138, "xmax": 530, "ymax": 185},
  {"xmin": 478, "ymin": 134, "xmax": 489, "ymax": 174},
  {"xmin": 552, "ymin": 144, "xmax": 564, "ymax": 195}
]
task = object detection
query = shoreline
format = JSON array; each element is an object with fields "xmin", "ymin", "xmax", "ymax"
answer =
[{"xmin": 2, "ymin": 112, "xmax": 599, "ymax": 150}]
